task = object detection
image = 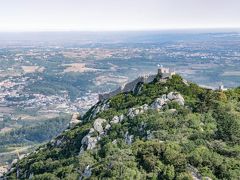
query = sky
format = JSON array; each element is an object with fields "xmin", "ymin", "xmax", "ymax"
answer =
[{"xmin": 0, "ymin": 0, "xmax": 240, "ymax": 31}]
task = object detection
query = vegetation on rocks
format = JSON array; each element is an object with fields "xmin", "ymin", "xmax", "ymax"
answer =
[{"xmin": 5, "ymin": 75, "xmax": 240, "ymax": 179}]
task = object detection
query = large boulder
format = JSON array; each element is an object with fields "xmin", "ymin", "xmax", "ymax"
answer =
[
  {"xmin": 93, "ymin": 118, "xmax": 107, "ymax": 134},
  {"xmin": 69, "ymin": 113, "xmax": 81, "ymax": 128},
  {"xmin": 127, "ymin": 108, "xmax": 136, "ymax": 119},
  {"xmin": 86, "ymin": 137, "xmax": 98, "ymax": 150},
  {"xmin": 151, "ymin": 92, "xmax": 185, "ymax": 110},
  {"xmin": 167, "ymin": 92, "xmax": 184, "ymax": 105},
  {"xmin": 105, "ymin": 124, "xmax": 111, "ymax": 130},
  {"xmin": 134, "ymin": 109, "xmax": 140, "ymax": 115},
  {"xmin": 142, "ymin": 104, "xmax": 149, "ymax": 111},
  {"xmin": 151, "ymin": 97, "xmax": 168, "ymax": 110},
  {"xmin": 119, "ymin": 114, "xmax": 125, "ymax": 122},
  {"xmin": 81, "ymin": 135, "xmax": 99, "ymax": 150},
  {"xmin": 124, "ymin": 132, "xmax": 134, "ymax": 145},
  {"xmin": 100, "ymin": 101, "xmax": 110, "ymax": 111},
  {"xmin": 110, "ymin": 116, "xmax": 120, "ymax": 124},
  {"xmin": 82, "ymin": 165, "xmax": 92, "ymax": 178}
]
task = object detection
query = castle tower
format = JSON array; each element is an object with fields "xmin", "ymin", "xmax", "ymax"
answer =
[{"xmin": 158, "ymin": 66, "xmax": 175, "ymax": 79}]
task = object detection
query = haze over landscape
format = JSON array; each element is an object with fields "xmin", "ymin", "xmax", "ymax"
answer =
[
  {"xmin": 0, "ymin": 0, "xmax": 240, "ymax": 179},
  {"xmin": 1, "ymin": 0, "xmax": 240, "ymax": 31}
]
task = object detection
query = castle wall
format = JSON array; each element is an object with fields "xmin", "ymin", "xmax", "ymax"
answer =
[
  {"xmin": 143, "ymin": 74, "xmax": 156, "ymax": 83},
  {"xmin": 98, "ymin": 74, "xmax": 157, "ymax": 101},
  {"xmin": 98, "ymin": 68, "xmax": 175, "ymax": 101},
  {"xmin": 122, "ymin": 77, "xmax": 143, "ymax": 92}
]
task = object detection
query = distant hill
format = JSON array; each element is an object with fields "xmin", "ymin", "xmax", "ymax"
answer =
[{"xmin": 5, "ymin": 74, "xmax": 240, "ymax": 179}]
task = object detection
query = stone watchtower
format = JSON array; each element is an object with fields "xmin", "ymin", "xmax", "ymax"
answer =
[{"xmin": 158, "ymin": 67, "xmax": 175, "ymax": 79}]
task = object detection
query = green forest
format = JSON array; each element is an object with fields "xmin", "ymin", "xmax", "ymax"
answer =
[{"xmin": 5, "ymin": 75, "xmax": 240, "ymax": 179}]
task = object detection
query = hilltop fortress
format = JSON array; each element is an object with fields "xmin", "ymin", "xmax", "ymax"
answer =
[{"xmin": 99, "ymin": 67, "xmax": 176, "ymax": 101}]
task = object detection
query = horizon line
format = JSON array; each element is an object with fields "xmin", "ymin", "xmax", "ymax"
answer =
[{"xmin": 0, "ymin": 27, "xmax": 240, "ymax": 33}]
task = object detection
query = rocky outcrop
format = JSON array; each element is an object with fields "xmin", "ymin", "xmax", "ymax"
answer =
[
  {"xmin": 110, "ymin": 116, "xmax": 120, "ymax": 124},
  {"xmin": 83, "ymin": 165, "xmax": 92, "ymax": 177},
  {"xmin": 80, "ymin": 92, "xmax": 184, "ymax": 155},
  {"xmin": 187, "ymin": 165, "xmax": 212, "ymax": 180},
  {"xmin": 126, "ymin": 92, "xmax": 184, "ymax": 119},
  {"xmin": 0, "ymin": 165, "xmax": 8, "ymax": 178},
  {"xmin": 79, "ymin": 165, "xmax": 92, "ymax": 180},
  {"xmin": 69, "ymin": 113, "xmax": 81, "ymax": 128},
  {"xmin": 81, "ymin": 135, "xmax": 99, "ymax": 150},
  {"xmin": 167, "ymin": 92, "xmax": 185, "ymax": 105},
  {"xmin": 146, "ymin": 130, "xmax": 153, "ymax": 140},
  {"xmin": 127, "ymin": 104, "xmax": 149, "ymax": 119},
  {"xmin": 79, "ymin": 118, "xmax": 110, "ymax": 154},
  {"xmin": 151, "ymin": 92, "xmax": 184, "ymax": 110},
  {"xmin": 110, "ymin": 114, "xmax": 124, "ymax": 124},
  {"xmin": 93, "ymin": 118, "xmax": 107, "ymax": 134},
  {"xmin": 89, "ymin": 100, "xmax": 110, "ymax": 120},
  {"xmin": 124, "ymin": 131, "xmax": 134, "ymax": 145},
  {"xmin": 50, "ymin": 136, "xmax": 66, "ymax": 148}
]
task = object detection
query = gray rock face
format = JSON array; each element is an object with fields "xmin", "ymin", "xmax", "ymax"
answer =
[
  {"xmin": 81, "ymin": 134, "xmax": 89, "ymax": 145},
  {"xmin": 79, "ymin": 146, "xmax": 85, "ymax": 155},
  {"xmin": 142, "ymin": 104, "xmax": 149, "ymax": 111},
  {"xmin": 125, "ymin": 92, "xmax": 184, "ymax": 121},
  {"xmin": 82, "ymin": 165, "xmax": 92, "ymax": 178},
  {"xmin": 93, "ymin": 118, "xmax": 107, "ymax": 134},
  {"xmin": 79, "ymin": 92, "xmax": 184, "ymax": 155},
  {"xmin": 79, "ymin": 118, "xmax": 108, "ymax": 154},
  {"xmin": 111, "ymin": 116, "xmax": 120, "ymax": 124},
  {"xmin": 11, "ymin": 159, "xmax": 18, "ymax": 166},
  {"xmin": 139, "ymin": 121, "xmax": 147, "ymax": 132},
  {"xmin": 105, "ymin": 124, "xmax": 111, "ymax": 130},
  {"xmin": 87, "ymin": 137, "xmax": 98, "ymax": 150},
  {"xmin": 29, "ymin": 173, "xmax": 34, "ymax": 179},
  {"xmin": 89, "ymin": 128, "xmax": 95, "ymax": 134},
  {"xmin": 127, "ymin": 104, "xmax": 149, "ymax": 119},
  {"xmin": 56, "ymin": 139, "xmax": 62, "ymax": 146},
  {"xmin": 167, "ymin": 109, "xmax": 177, "ymax": 114},
  {"xmin": 110, "ymin": 114, "xmax": 125, "ymax": 124},
  {"xmin": 127, "ymin": 108, "xmax": 136, "ymax": 119},
  {"xmin": 134, "ymin": 109, "xmax": 140, "ymax": 115},
  {"xmin": 146, "ymin": 130, "xmax": 154, "ymax": 140},
  {"xmin": 187, "ymin": 165, "xmax": 202, "ymax": 180},
  {"xmin": 81, "ymin": 129, "xmax": 96, "ymax": 149},
  {"xmin": 69, "ymin": 113, "xmax": 81, "ymax": 128},
  {"xmin": 91, "ymin": 101, "xmax": 110, "ymax": 119},
  {"xmin": 81, "ymin": 135, "xmax": 98, "ymax": 150},
  {"xmin": 151, "ymin": 97, "xmax": 168, "ymax": 110},
  {"xmin": 101, "ymin": 101, "xmax": 110, "ymax": 111},
  {"xmin": 183, "ymin": 79, "xmax": 189, "ymax": 86},
  {"xmin": 119, "ymin": 114, "xmax": 125, "ymax": 122},
  {"xmin": 92, "ymin": 106, "xmax": 101, "ymax": 119},
  {"xmin": 167, "ymin": 92, "xmax": 185, "ymax": 105},
  {"xmin": 151, "ymin": 92, "xmax": 184, "ymax": 110},
  {"xmin": 112, "ymin": 139, "xmax": 117, "ymax": 144},
  {"xmin": 124, "ymin": 132, "xmax": 134, "ymax": 145},
  {"xmin": 51, "ymin": 136, "xmax": 65, "ymax": 147}
]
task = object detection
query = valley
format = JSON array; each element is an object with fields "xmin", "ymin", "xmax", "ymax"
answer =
[{"xmin": 0, "ymin": 31, "xmax": 240, "ymax": 177}]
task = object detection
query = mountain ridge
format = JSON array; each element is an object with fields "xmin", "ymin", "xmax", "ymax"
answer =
[{"xmin": 4, "ymin": 72, "xmax": 240, "ymax": 180}]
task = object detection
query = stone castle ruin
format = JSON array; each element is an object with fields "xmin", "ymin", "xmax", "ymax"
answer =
[
  {"xmin": 158, "ymin": 67, "xmax": 176, "ymax": 78},
  {"xmin": 99, "ymin": 67, "xmax": 176, "ymax": 101}
]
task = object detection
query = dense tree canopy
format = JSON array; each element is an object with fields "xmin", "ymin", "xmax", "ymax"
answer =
[{"xmin": 6, "ymin": 75, "xmax": 240, "ymax": 179}]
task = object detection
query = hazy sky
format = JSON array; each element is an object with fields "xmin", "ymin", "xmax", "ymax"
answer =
[{"xmin": 0, "ymin": 0, "xmax": 240, "ymax": 31}]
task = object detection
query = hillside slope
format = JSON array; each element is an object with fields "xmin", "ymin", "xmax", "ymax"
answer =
[{"xmin": 5, "ymin": 74, "xmax": 240, "ymax": 180}]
